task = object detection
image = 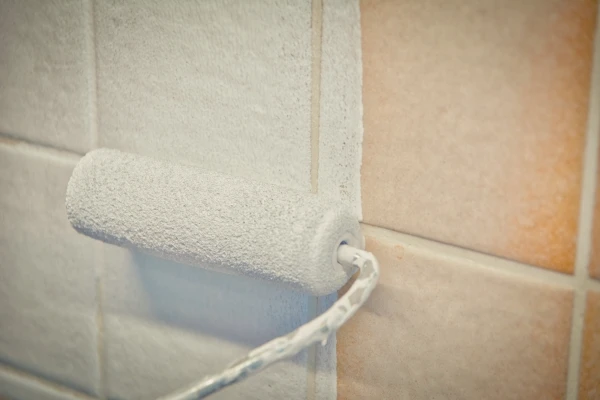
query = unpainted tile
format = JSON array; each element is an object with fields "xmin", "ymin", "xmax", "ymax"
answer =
[
  {"xmin": 579, "ymin": 291, "xmax": 600, "ymax": 400},
  {"xmin": 360, "ymin": 0, "xmax": 596, "ymax": 273},
  {"xmin": 591, "ymin": 155, "xmax": 600, "ymax": 279},
  {"xmin": 337, "ymin": 226, "xmax": 573, "ymax": 400}
]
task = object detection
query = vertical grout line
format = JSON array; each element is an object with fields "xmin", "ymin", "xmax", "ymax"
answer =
[
  {"xmin": 86, "ymin": 0, "xmax": 99, "ymax": 150},
  {"xmin": 565, "ymin": 7, "xmax": 600, "ymax": 399},
  {"xmin": 310, "ymin": 0, "xmax": 323, "ymax": 196},
  {"xmin": 85, "ymin": 1, "xmax": 105, "ymax": 397},
  {"xmin": 306, "ymin": 296, "xmax": 319, "ymax": 400},
  {"xmin": 308, "ymin": 0, "xmax": 324, "ymax": 399},
  {"xmin": 94, "ymin": 242, "xmax": 108, "ymax": 399}
]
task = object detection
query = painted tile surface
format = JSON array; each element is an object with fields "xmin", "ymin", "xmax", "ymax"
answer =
[
  {"xmin": 0, "ymin": 142, "xmax": 100, "ymax": 395},
  {"xmin": 337, "ymin": 226, "xmax": 573, "ymax": 400},
  {"xmin": 102, "ymin": 245, "xmax": 309, "ymax": 400},
  {"xmin": 318, "ymin": 0, "xmax": 363, "ymax": 214},
  {"xmin": 579, "ymin": 291, "xmax": 600, "ymax": 400},
  {"xmin": 0, "ymin": 0, "xmax": 92, "ymax": 153},
  {"xmin": 95, "ymin": 0, "xmax": 312, "ymax": 191},
  {"xmin": 360, "ymin": 0, "xmax": 596, "ymax": 272},
  {"xmin": 0, "ymin": 365, "xmax": 94, "ymax": 400}
]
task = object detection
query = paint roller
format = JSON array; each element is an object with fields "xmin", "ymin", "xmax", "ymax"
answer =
[{"xmin": 65, "ymin": 148, "xmax": 379, "ymax": 399}]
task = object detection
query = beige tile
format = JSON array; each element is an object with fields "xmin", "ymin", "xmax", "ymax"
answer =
[
  {"xmin": 337, "ymin": 227, "xmax": 573, "ymax": 400},
  {"xmin": 580, "ymin": 291, "xmax": 600, "ymax": 400},
  {"xmin": 360, "ymin": 0, "xmax": 596, "ymax": 273}
]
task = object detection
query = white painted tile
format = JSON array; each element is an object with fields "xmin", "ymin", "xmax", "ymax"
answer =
[
  {"xmin": 318, "ymin": 0, "xmax": 363, "ymax": 215},
  {"xmin": 0, "ymin": 1, "xmax": 92, "ymax": 153},
  {"xmin": 312, "ymin": 1, "xmax": 364, "ymax": 397},
  {"xmin": 0, "ymin": 366, "xmax": 93, "ymax": 400},
  {"xmin": 0, "ymin": 142, "xmax": 100, "ymax": 396},
  {"xmin": 314, "ymin": 293, "xmax": 337, "ymax": 400},
  {"xmin": 95, "ymin": 0, "xmax": 312, "ymax": 191},
  {"xmin": 102, "ymin": 245, "xmax": 309, "ymax": 400}
]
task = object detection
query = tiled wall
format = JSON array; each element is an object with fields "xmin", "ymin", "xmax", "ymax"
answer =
[
  {"xmin": 336, "ymin": 0, "xmax": 600, "ymax": 399},
  {"xmin": 3, "ymin": 1, "xmax": 600, "ymax": 400},
  {"xmin": 0, "ymin": 1, "xmax": 361, "ymax": 399}
]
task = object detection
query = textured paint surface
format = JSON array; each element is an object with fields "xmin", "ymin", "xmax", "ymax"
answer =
[
  {"xmin": 0, "ymin": 143, "xmax": 100, "ymax": 395},
  {"xmin": 95, "ymin": 0, "xmax": 312, "ymax": 191},
  {"xmin": 0, "ymin": 0, "xmax": 360, "ymax": 397},
  {"xmin": 579, "ymin": 291, "xmax": 600, "ymax": 400},
  {"xmin": 318, "ymin": 0, "xmax": 363, "ymax": 214},
  {"xmin": 0, "ymin": 0, "xmax": 92, "ymax": 153},
  {"xmin": 360, "ymin": 0, "xmax": 596, "ymax": 272},
  {"xmin": 337, "ymin": 227, "xmax": 573, "ymax": 399}
]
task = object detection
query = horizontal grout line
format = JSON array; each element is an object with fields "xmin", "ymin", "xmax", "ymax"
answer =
[
  {"xmin": 360, "ymin": 223, "xmax": 577, "ymax": 288},
  {"xmin": 0, "ymin": 132, "xmax": 84, "ymax": 160},
  {"xmin": 0, "ymin": 363, "xmax": 98, "ymax": 400}
]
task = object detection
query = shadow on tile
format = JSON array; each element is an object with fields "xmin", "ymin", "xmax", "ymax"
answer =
[{"xmin": 111, "ymin": 249, "xmax": 310, "ymax": 351}]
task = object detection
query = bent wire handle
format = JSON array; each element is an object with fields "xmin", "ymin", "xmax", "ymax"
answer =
[{"xmin": 157, "ymin": 246, "xmax": 380, "ymax": 400}]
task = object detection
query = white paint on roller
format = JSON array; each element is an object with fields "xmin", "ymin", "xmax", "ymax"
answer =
[{"xmin": 66, "ymin": 148, "xmax": 363, "ymax": 296}]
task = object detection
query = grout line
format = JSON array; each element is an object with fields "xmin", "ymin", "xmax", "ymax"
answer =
[
  {"xmin": 361, "ymin": 224, "xmax": 577, "ymax": 287},
  {"xmin": 310, "ymin": 0, "xmax": 323, "ymax": 195},
  {"xmin": 86, "ymin": 0, "xmax": 99, "ymax": 150},
  {"xmin": 94, "ymin": 242, "xmax": 108, "ymax": 399},
  {"xmin": 565, "ymin": 6, "xmax": 600, "ymax": 399},
  {"xmin": 0, "ymin": 132, "xmax": 83, "ymax": 160},
  {"xmin": 308, "ymin": 0, "xmax": 324, "ymax": 398},
  {"xmin": 85, "ymin": 1, "xmax": 106, "ymax": 398},
  {"xmin": 306, "ymin": 296, "xmax": 319, "ymax": 400},
  {"xmin": 0, "ymin": 363, "xmax": 97, "ymax": 400}
]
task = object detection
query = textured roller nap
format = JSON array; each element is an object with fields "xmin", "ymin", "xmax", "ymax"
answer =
[{"xmin": 66, "ymin": 149, "xmax": 362, "ymax": 296}]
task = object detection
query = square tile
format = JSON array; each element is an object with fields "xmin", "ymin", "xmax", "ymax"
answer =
[
  {"xmin": 0, "ymin": 0, "xmax": 92, "ymax": 153},
  {"xmin": 102, "ymin": 245, "xmax": 309, "ymax": 400},
  {"xmin": 0, "ymin": 142, "xmax": 100, "ymax": 395},
  {"xmin": 579, "ymin": 290, "xmax": 600, "ymax": 400},
  {"xmin": 337, "ymin": 226, "xmax": 573, "ymax": 400},
  {"xmin": 360, "ymin": 0, "xmax": 596, "ymax": 272},
  {"xmin": 95, "ymin": 0, "xmax": 312, "ymax": 191}
]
